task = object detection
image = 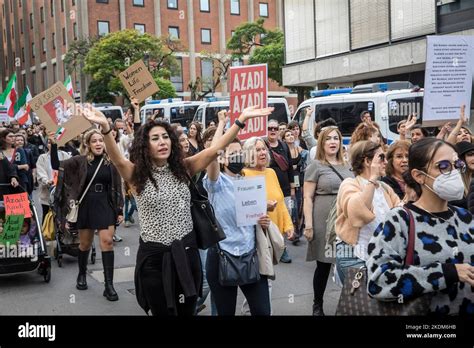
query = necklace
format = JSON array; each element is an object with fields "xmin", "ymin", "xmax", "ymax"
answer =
[{"xmin": 414, "ymin": 202, "xmax": 454, "ymax": 223}]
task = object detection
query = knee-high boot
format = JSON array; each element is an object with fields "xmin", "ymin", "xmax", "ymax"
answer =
[
  {"xmin": 76, "ymin": 249, "xmax": 89, "ymax": 290},
  {"xmin": 102, "ymin": 251, "xmax": 119, "ymax": 301}
]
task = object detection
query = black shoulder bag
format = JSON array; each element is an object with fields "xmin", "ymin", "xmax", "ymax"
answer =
[{"xmin": 186, "ymin": 173, "xmax": 226, "ymax": 250}]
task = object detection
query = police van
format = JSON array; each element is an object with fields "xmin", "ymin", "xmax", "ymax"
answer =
[
  {"xmin": 94, "ymin": 104, "xmax": 124, "ymax": 123},
  {"xmin": 292, "ymin": 82, "xmax": 425, "ymax": 145},
  {"xmin": 140, "ymin": 99, "xmax": 204, "ymax": 128},
  {"xmin": 193, "ymin": 97, "xmax": 292, "ymax": 129}
]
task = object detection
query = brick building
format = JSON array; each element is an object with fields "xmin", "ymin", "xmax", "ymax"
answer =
[{"xmin": 0, "ymin": 0, "xmax": 296, "ymax": 108}]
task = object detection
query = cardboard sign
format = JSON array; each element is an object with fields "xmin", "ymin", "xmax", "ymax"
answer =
[
  {"xmin": 234, "ymin": 176, "xmax": 267, "ymax": 227},
  {"xmin": 118, "ymin": 60, "xmax": 160, "ymax": 103},
  {"xmin": 4, "ymin": 193, "xmax": 32, "ymax": 218},
  {"xmin": 423, "ymin": 36, "xmax": 474, "ymax": 127},
  {"xmin": 29, "ymin": 82, "xmax": 92, "ymax": 146},
  {"xmin": 229, "ymin": 64, "xmax": 268, "ymax": 141},
  {"xmin": 0, "ymin": 215, "xmax": 24, "ymax": 245}
]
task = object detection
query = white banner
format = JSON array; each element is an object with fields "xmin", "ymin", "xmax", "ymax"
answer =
[
  {"xmin": 423, "ymin": 36, "xmax": 474, "ymax": 127},
  {"xmin": 234, "ymin": 176, "xmax": 267, "ymax": 227}
]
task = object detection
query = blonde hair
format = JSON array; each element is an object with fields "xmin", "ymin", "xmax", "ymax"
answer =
[
  {"xmin": 82, "ymin": 129, "xmax": 110, "ymax": 163},
  {"xmin": 242, "ymin": 136, "xmax": 271, "ymax": 168},
  {"xmin": 316, "ymin": 127, "xmax": 345, "ymax": 165}
]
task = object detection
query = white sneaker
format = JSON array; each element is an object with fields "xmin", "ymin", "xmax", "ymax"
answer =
[
  {"xmin": 124, "ymin": 221, "xmax": 131, "ymax": 228},
  {"xmin": 113, "ymin": 234, "xmax": 123, "ymax": 242}
]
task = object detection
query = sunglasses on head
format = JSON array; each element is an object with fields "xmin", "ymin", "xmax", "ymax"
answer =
[{"xmin": 268, "ymin": 127, "xmax": 279, "ymax": 131}]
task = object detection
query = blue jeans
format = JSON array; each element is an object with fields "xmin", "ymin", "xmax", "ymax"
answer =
[
  {"xmin": 124, "ymin": 196, "xmax": 137, "ymax": 222},
  {"xmin": 196, "ymin": 249, "xmax": 217, "ymax": 315},
  {"xmin": 335, "ymin": 241, "xmax": 365, "ymax": 284}
]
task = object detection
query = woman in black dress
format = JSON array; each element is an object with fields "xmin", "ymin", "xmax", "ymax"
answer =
[
  {"xmin": 54, "ymin": 129, "xmax": 123, "ymax": 301},
  {"xmin": 187, "ymin": 122, "xmax": 204, "ymax": 156}
]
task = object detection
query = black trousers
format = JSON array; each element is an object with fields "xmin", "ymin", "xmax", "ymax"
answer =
[
  {"xmin": 140, "ymin": 248, "xmax": 199, "ymax": 316},
  {"xmin": 206, "ymin": 247, "xmax": 271, "ymax": 316},
  {"xmin": 41, "ymin": 204, "xmax": 50, "ymax": 224}
]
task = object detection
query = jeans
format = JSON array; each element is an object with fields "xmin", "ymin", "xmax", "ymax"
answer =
[
  {"xmin": 207, "ymin": 247, "xmax": 270, "ymax": 316},
  {"xmin": 293, "ymin": 186, "xmax": 303, "ymax": 238},
  {"xmin": 196, "ymin": 249, "xmax": 217, "ymax": 315},
  {"xmin": 124, "ymin": 196, "xmax": 137, "ymax": 222},
  {"xmin": 335, "ymin": 241, "xmax": 365, "ymax": 284}
]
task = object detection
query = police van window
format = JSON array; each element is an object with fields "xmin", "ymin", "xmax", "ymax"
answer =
[
  {"xmin": 388, "ymin": 96, "xmax": 423, "ymax": 134},
  {"xmin": 206, "ymin": 106, "xmax": 228, "ymax": 125},
  {"xmin": 315, "ymin": 103, "xmax": 341, "ymax": 129},
  {"xmin": 268, "ymin": 103, "xmax": 288, "ymax": 124},
  {"xmin": 145, "ymin": 108, "xmax": 165, "ymax": 119},
  {"xmin": 171, "ymin": 106, "xmax": 199, "ymax": 127},
  {"xmin": 101, "ymin": 109, "xmax": 122, "ymax": 122},
  {"xmin": 340, "ymin": 101, "xmax": 374, "ymax": 136},
  {"xmin": 195, "ymin": 108, "xmax": 203, "ymax": 124},
  {"xmin": 293, "ymin": 106, "xmax": 310, "ymax": 126}
]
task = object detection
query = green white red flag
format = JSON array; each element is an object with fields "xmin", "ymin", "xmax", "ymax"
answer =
[
  {"xmin": 13, "ymin": 87, "xmax": 33, "ymax": 126},
  {"xmin": 64, "ymin": 76, "xmax": 74, "ymax": 97},
  {"xmin": 1, "ymin": 73, "xmax": 17, "ymax": 117}
]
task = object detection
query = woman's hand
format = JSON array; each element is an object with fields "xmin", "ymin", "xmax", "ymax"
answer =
[
  {"xmin": 305, "ymin": 107, "xmax": 314, "ymax": 118},
  {"xmin": 47, "ymin": 131, "xmax": 57, "ymax": 145},
  {"xmin": 267, "ymin": 200, "xmax": 277, "ymax": 212},
  {"xmin": 369, "ymin": 148, "xmax": 385, "ymax": 181},
  {"xmin": 117, "ymin": 215, "xmax": 124, "ymax": 225},
  {"xmin": 303, "ymin": 227, "xmax": 313, "ymax": 242},
  {"xmin": 10, "ymin": 177, "xmax": 19, "ymax": 188},
  {"xmin": 286, "ymin": 229, "xmax": 295, "ymax": 240},
  {"xmin": 217, "ymin": 109, "xmax": 228, "ymax": 124},
  {"xmin": 79, "ymin": 104, "xmax": 109, "ymax": 129},
  {"xmin": 131, "ymin": 96, "xmax": 140, "ymax": 111},
  {"xmin": 239, "ymin": 105, "xmax": 274, "ymax": 123},
  {"xmin": 257, "ymin": 214, "xmax": 271, "ymax": 229},
  {"xmin": 405, "ymin": 114, "xmax": 417, "ymax": 131},
  {"xmin": 455, "ymin": 264, "xmax": 474, "ymax": 286}
]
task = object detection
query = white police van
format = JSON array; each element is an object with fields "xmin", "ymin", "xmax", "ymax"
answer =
[
  {"xmin": 193, "ymin": 97, "xmax": 292, "ymax": 129},
  {"xmin": 94, "ymin": 104, "xmax": 124, "ymax": 123},
  {"xmin": 140, "ymin": 99, "xmax": 204, "ymax": 128},
  {"xmin": 292, "ymin": 82, "xmax": 425, "ymax": 145}
]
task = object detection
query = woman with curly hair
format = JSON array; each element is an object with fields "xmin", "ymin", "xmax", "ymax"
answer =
[
  {"xmin": 53, "ymin": 129, "xmax": 123, "ymax": 301},
  {"xmin": 81, "ymin": 104, "xmax": 273, "ymax": 316},
  {"xmin": 187, "ymin": 121, "xmax": 204, "ymax": 156}
]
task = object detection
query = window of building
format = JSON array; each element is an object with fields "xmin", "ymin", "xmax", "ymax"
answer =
[
  {"xmin": 97, "ymin": 21, "xmax": 110, "ymax": 36},
  {"xmin": 167, "ymin": 0, "xmax": 177, "ymax": 9},
  {"xmin": 11, "ymin": 25, "xmax": 14, "ymax": 39},
  {"xmin": 200, "ymin": 0, "xmax": 209, "ymax": 12},
  {"xmin": 96, "ymin": 0, "xmax": 108, "ymax": 3},
  {"xmin": 42, "ymin": 67, "xmax": 47, "ymax": 86},
  {"xmin": 72, "ymin": 0, "xmax": 75, "ymax": 5},
  {"xmin": 168, "ymin": 26, "xmax": 179, "ymax": 39},
  {"xmin": 201, "ymin": 28, "xmax": 211, "ymax": 44},
  {"xmin": 52, "ymin": 33, "xmax": 56, "ymax": 49},
  {"xmin": 231, "ymin": 58, "xmax": 243, "ymax": 66},
  {"xmin": 40, "ymin": 6, "xmax": 44, "ymax": 22},
  {"xmin": 73, "ymin": 22, "xmax": 78, "ymax": 39},
  {"xmin": 61, "ymin": 0, "xmax": 65, "ymax": 12},
  {"xmin": 31, "ymin": 71, "xmax": 36, "ymax": 94},
  {"xmin": 230, "ymin": 0, "xmax": 239, "ymax": 15},
  {"xmin": 201, "ymin": 59, "xmax": 213, "ymax": 90},
  {"xmin": 32, "ymin": 43, "xmax": 35, "ymax": 58},
  {"xmin": 134, "ymin": 23, "xmax": 145, "ymax": 34},
  {"xmin": 62, "ymin": 27, "xmax": 66, "ymax": 45},
  {"xmin": 51, "ymin": 0, "xmax": 54, "ymax": 16},
  {"xmin": 20, "ymin": 19, "xmax": 23, "ymax": 34},
  {"xmin": 21, "ymin": 47, "xmax": 25, "ymax": 62},
  {"xmin": 133, "ymin": 0, "xmax": 144, "ymax": 6},
  {"xmin": 42, "ymin": 38, "xmax": 46, "ymax": 52},
  {"xmin": 259, "ymin": 2, "xmax": 268, "ymax": 17},
  {"xmin": 231, "ymin": 30, "xmax": 235, "ymax": 36},
  {"xmin": 29, "ymin": 13, "xmax": 33, "ymax": 28},
  {"xmin": 170, "ymin": 57, "xmax": 183, "ymax": 92}
]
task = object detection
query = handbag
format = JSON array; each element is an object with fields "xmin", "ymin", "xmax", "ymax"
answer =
[
  {"xmin": 217, "ymin": 241, "xmax": 260, "ymax": 287},
  {"xmin": 66, "ymin": 158, "xmax": 104, "ymax": 223},
  {"xmin": 186, "ymin": 174, "xmax": 226, "ymax": 249},
  {"xmin": 265, "ymin": 140, "xmax": 289, "ymax": 172},
  {"xmin": 336, "ymin": 206, "xmax": 432, "ymax": 316}
]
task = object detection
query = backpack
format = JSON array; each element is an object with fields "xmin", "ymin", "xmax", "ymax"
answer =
[{"xmin": 42, "ymin": 210, "xmax": 55, "ymax": 241}]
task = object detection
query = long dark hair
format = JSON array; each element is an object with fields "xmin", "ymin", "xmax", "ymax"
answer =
[
  {"xmin": 129, "ymin": 120, "xmax": 188, "ymax": 194},
  {"xmin": 0, "ymin": 128, "xmax": 15, "ymax": 150},
  {"xmin": 404, "ymin": 138, "xmax": 456, "ymax": 197},
  {"xmin": 188, "ymin": 121, "xmax": 204, "ymax": 149}
]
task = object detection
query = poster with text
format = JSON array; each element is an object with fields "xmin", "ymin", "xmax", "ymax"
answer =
[
  {"xmin": 234, "ymin": 176, "xmax": 267, "ymax": 227},
  {"xmin": 118, "ymin": 60, "xmax": 160, "ymax": 103},
  {"xmin": 29, "ymin": 82, "xmax": 92, "ymax": 146},
  {"xmin": 230, "ymin": 64, "xmax": 268, "ymax": 141},
  {"xmin": 423, "ymin": 36, "xmax": 474, "ymax": 127}
]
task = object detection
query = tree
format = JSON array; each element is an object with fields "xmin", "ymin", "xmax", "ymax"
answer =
[
  {"xmin": 64, "ymin": 37, "xmax": 98, "ymax": 74},
  {"xmin": 86, "ymin": 79, "xmax": 115, "ymax": 104},
  {"xmin": 190, "ymin": 52, "xmax": 232, "ymax": 101},
  {"xmin": 153, "ymin": 76, "xmax": 177, "ymax": 99},
  {"xmin": 84, "ymin": 30, "xmax": 183, "ymax": 101}
]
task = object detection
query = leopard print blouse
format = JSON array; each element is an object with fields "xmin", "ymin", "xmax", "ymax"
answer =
[{"xmin": 135, "ymin": 163, "xmax": 193, "ymax": 245}]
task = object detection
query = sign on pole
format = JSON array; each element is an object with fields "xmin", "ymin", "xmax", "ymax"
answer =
[
  {"xmin": 234, "ymin": 176, "xmax": 267, "ymax": 227},
  {"xmin": 423, "ymin": 36, "xmax": 474, "ymax": 127},
  {"xmin": 29, "ymin": 82, "xmax": 92, "ymax": 146},
  {"xmin": 118, "ymin": 60, "xmax": 160, "ymax": 103},
  {"xmin": 229, "ymin": 64, "xmax": 268, "ymax": 141}
]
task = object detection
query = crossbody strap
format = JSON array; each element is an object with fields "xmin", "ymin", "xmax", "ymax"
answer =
[
  {"xmin": 78, "ymin": 157, "xmax": 104, "ymax": 205},
  {"xmin": 327, "ymin": 163, "xmax": 345, "ymax": 182},
  {"xmin": 402, "ymin": 206, "xmax": 416, "ymax": 266}
]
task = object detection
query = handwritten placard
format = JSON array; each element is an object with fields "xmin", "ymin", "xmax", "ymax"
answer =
[
  {"xmin": 0, "ymin": 215, "xmax": 24, "ymax": 245},
  {"xmin": 4, "ymin": 193, "xmax": 32, "ymax": 218},
  {"xmin": 118, "ymin": 60, "xmax": 160, "ymax": 103},
  {"xmin": 234, "ymin": 176, "xmax": 267, "ymax": 227},
  {"xmin": 29, "ymin": 82, "xmax": 92, "ymax": 146}
]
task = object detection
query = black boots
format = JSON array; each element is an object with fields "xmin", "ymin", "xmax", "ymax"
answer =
[
  {"xmin": 76, "ymin": 249, "xmax": 89, "ymax": 290},
  {"xmin": 312, "ymin": 300, "xmax": 325, "ymax": 316},
  {"xmin": 102, "ymin": 251, "xmax": 119, "ymax": 301}
]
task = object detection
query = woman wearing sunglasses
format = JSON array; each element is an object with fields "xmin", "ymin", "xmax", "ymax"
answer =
[
  {"xmin": 335, "ymin": 141, "xmax": 401, "ymax": 283},
  {"xmin": 367, "ymin": 138, "xmax": 474, "ymax": 315}
]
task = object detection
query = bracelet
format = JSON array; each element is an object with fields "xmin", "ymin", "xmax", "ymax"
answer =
[
  {"xmin": 304, "ymin": 227, "xmax": 313, "ymax": 230},
  {"xmin": 101, "ymin": 127, "xmax": 113, "ymax": 135},
  {"xmin": 235, "ymin": 119, "xmax": 246, "ymax": 129}
]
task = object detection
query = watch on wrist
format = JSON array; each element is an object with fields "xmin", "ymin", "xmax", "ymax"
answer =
[
  {"xmin": 101, "ymin": 127, "xmax": 113, "ymax": 135},
  {"xmin": 235, "ymin": 119, "xmax": 246, "ymax": 129}
]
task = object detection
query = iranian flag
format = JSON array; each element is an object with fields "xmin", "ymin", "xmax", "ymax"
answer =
[
  {"xmin": 64, "ymin": 75, "xmax": 74, "ymax": 97},
  {"xmin": 14, "ymin": 87, "xmax": 33, "ymax": 126},
  {"xmin": 2, "ymin": 73, "xmax": 17, "ymax": 117}
]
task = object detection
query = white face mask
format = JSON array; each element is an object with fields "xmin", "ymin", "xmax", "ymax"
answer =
[
  {"xmin": 422, "ymin": 170, "xmax": 464, "ymax": 201},
  {"xmin": 118, "ymin": 129, "xmax": 124, "ymax": 136}
]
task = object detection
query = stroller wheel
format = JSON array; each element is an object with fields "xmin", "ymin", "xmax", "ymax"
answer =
[
  {"xmin": 44, "ymin": 267, "xmax": 51, "ymax": 283},
  {"xmin": 91, "ymin": 252, "xmax": 96, "ymax": 264}
]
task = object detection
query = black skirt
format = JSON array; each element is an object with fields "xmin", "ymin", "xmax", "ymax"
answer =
[{"xmin": 76, "ymin": 190, "xmax": 116, "ymax": 230}]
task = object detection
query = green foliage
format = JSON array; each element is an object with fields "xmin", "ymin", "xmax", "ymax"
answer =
[
  {"xmin": 153, "ymin": 77, "xmax": 177, "ymax": 99},
  {"xmin": 86, "ymin": 79, "xmax": 115, "ymax": 103},
  {"xmin": 64, "ymin": 37, "xmax": 97, "ymax": 74}
]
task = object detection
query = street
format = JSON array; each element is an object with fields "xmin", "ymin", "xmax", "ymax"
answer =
[{"xmin": 0, "ymin": 191, "xmax": 342, "ymax": 316}]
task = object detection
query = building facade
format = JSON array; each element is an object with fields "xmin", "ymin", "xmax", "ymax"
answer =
[
  {"xmin": 1, "ymin": 0, "xmax": 296, "ymax": 107},
  {"xmin": 282, "ymin": 0, "xmax": 474, "ymax": 93}
]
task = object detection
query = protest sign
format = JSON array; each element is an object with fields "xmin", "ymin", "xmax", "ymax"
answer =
[
  {"xmin": 234, "ymin": 176, "xmax": 267, "ymax": 227},
  {"xmin": 229, "ymin": 64, "xmax": 268, "ymax": 141},
  {"xmin": 0, "ymin": 215, "xmax": 24, "ymax": 246},
  {"xmin": 29, "ymin": 82, "xmax": 92, "ymax": 146},
  {"xmin": 118, "ymin": 60, "xmax": 160, "ymax": 103},
  {"xmin": 423, "ymin": 36, "xmax": 474, "ymax": 127},
  {"xmin": 4, "ymin": 193, "xmax": 31, "ymax": 218}
]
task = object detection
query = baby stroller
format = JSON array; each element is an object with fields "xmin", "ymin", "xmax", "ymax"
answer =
[
  {"xmin": 0, "ymin": 184, "xmax": 51, "ymax": 282},
  {"xmin": 49, "ymin": 187, "xmax": 96, "ymax": 267}
]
